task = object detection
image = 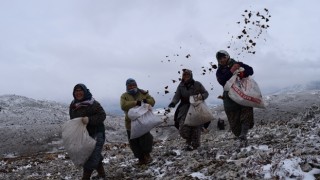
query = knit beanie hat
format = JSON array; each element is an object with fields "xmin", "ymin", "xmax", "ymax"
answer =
[
  {"xmin": 216, "ymin": 50, "xmax": 230, "ymax": 60},
  {"xmin": 126, "ymin": 78, "xmax": 137, "ymax": 87}
]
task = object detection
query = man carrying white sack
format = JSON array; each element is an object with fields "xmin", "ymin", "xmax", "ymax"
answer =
[
  {"xmin": 168, "ymin": 69, "xmax": 209, "ymax": 151},
  {"xmin": 120, "ymin": 78, "xmax": 155, "ymax": 165},
  {"xmin": 69, "ymin": 83, "xmax": 107, "ymax": 180},
  {"xmin": 215, "ymin": 50, "xmax": 254, "ymax": 147}
]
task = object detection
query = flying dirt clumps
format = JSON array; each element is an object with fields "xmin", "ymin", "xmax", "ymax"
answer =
[
  {"xmin": 157, "ymin": 8, "xmax": 271, "ymax": 114},
  {"xmin": 227, "ymin": 8, "xmax": 271, "ymax": 57},
  {"xmin": 159, "ymin": 52, "xmax": 218, "ymax": 96}
]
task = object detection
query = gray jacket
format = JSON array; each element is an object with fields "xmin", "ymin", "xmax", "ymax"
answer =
[{"xmin": 170, "ymin": 80, "xmax": 209, "ymax": 124}]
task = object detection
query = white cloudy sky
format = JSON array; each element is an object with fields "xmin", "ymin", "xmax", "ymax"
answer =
[{"xmin": 1, "ymin": 0, "xmax": 319, "ymax": 111}]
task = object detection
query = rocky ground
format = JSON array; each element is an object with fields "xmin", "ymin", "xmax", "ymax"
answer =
[{"xmin": 1, "ymin": 91, "xmax": 320, "ymax": 179}]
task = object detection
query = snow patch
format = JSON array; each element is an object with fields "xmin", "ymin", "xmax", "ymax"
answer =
[{"xmin": 190, "ymin": 172, "xmax": 211, "ymax": 180}]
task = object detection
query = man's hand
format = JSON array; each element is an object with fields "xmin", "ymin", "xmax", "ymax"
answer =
[
  {"xmin": 197, "ymin": 94, "xmax": 203, "ymax": 100},
  {"xmin": 168, "ymin": 102, "xmax": 175, "ymax": 108},
  {"xmin": 230, "ymin": 64, "xmax": 240, "ymax": 73},
  {"xmin": 82, "ymin": 117, "xmax": 89, "ymax": 125}
]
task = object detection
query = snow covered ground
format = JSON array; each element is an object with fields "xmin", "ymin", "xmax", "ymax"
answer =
[{"xmin": 0, "ymin": 90, "xmax": 320, "ymax": 179}]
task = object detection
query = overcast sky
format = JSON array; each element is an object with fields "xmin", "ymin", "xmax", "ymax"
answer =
[{"xmin": 1, "ymin": 0, "xmax": 319, "ymax": 112}]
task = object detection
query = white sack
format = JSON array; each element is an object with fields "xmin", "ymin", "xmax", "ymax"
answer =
[
  {"xmin": 184, "ymin": 96, "xmax": 214, "ymax": 126},
  {"xmin": 62, "ymin": 117, "xmax": 96, "ymax": 167},
  {"xmin": 128, "ymin": 103, "xmax": 163, "ymax": 139},
  {"xmin": 224, "ymin": 74, "xmax": 265, "ymax": 108}
]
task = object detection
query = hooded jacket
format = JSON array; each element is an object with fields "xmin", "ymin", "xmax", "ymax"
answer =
[
  {"xmin": 169, "ymin": 70, "xmax": 209, "ymax": 128},
  {"xmin": 69, "ymin": 84, "xmax": 106, "ymax": 137}
]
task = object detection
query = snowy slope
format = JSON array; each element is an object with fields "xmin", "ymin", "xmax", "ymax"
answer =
[
  {"xmin": 0, "ymin": 87, "xmax": 320, "ymax": 179},
  {"xmin": 254, "ymin": 90, "xmax": 320, "ymax": 124},
  {"xmin": 0, "ymin": 95, "xmax": 69, "ymax": 157},
  {"xmin": 0, "ymin": 94, "xmax": 69, "ymax": 126},
  {"xmin": 269, "ymin": 80, "xmax": 320, "ymax": 95},
  {"xmin": 0, "ymin": 90, "xmax": 319, "ymax": 179}
]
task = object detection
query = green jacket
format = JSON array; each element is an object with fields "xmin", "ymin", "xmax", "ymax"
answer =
[{"xmin": 120, "ymin": 89, "xmax": 155, "ymax": 130}]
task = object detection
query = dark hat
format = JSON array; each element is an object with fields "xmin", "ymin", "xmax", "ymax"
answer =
[
  {"xmin": 216, "ymin": 50, "xmax": 230, "ymax": 60},
  {"xmin": 126, "ymin": 78, "xmax": 137, "ymax": 86},
  {"xmin": 182, "ymin": 69, "xmax": 192, "ymax": 75}
]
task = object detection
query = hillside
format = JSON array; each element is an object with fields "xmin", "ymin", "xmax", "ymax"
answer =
[
  {"xmin": 0, "ymin": 95, "xmax": 125, "ymax": 157},
  {"xmin": 0, "ymin": 95, "xmax": 69, "ymax": 156},
  {"xmin": 0, "ymin": 90, "xmax": 320, "ymax": 179}
]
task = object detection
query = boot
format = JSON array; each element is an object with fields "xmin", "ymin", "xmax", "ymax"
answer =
[
  {"xmin": 239, "ymin": 139, "xmax": 248, "ymax": 148},
  {"xmin": 183, "ymin": 140, "xmax": 194, "ymax": 151},
  {"xmin": 144, "ymin": 153, "xmax": 153, "ymax": 164},
  {"xmin": 191, "ymin": 144, "xmax": 199, "ymax": 150},
  {"xmin": 92, "ymin": 162, "xmax": 106, "ymax": 179},
  {"xmin": 183, "ymin": 145, "xmax": 194, "ymax": 151},
  {"xmin": 239, "ymin": 124, "xmax": 249, "ymax": 140},
  {"xmin": 82, "ymin": 169, "xmax": 93, "ymax": 180},
  {"xmin": 97, "ymin": 162, "xmax": 106, "ymax": 177},
  {"xmin": 239, "ymin": 124, "xmax": 249, "ymax": 147},
  {"xmin": 136, "ymin": 156, "xmax": 147, "ymax": 165},
  {"xmin": 186, "ymin": 139, "xmax": 191, "ymax": 144}
]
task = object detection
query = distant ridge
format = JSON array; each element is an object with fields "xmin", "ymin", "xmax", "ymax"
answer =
[
  {"xmin": 0, "ymin": 94, "xmax": 69, "ymax": 126},
  {"xmin": 268, "ymin": 80, "xmax": 320, "ymax": 95}
]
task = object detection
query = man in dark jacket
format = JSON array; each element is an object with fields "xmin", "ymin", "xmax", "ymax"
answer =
[
  {"xmin": 69, "ymin": 83, "xmax": 107, "ymax": 180},
  {"xmin": 216, "ymin": 50, "xmax": 254, "ymax": 147}
]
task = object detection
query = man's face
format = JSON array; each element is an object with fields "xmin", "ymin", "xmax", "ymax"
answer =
[
  {"xmin": 74, "ymin": 88, "xmax": 84, "ymax": 100},
  {"xmin": 218, "ymin": 56, "xmax": 229, "ymax": 66},
  {"xmin": 127, "ymin": 84, "xmax": 137, "ymax": 90},
  {"xmin": 182, "ymin": 72, "xmax": 191, "ymax": 81}
]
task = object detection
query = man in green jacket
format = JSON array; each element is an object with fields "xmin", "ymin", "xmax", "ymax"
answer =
[{"xmin": 120, "ymin": 78, "xmax": 155, "ymax": 165}]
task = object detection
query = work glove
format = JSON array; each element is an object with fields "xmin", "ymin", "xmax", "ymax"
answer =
[
  {"xmin": 82, "ymin": 117, "xmax": 89, "ymax": 125},
  {"xmin": 230, "ymin": 64, "xmax": 240, "ymax": 73},
  {"xmin": 168, "ymin": 102, "xmax": 175, "ymax": 108},
  {"xmin": 136, "ymin": 100, "xmax": 142, "ymax": 106}
]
